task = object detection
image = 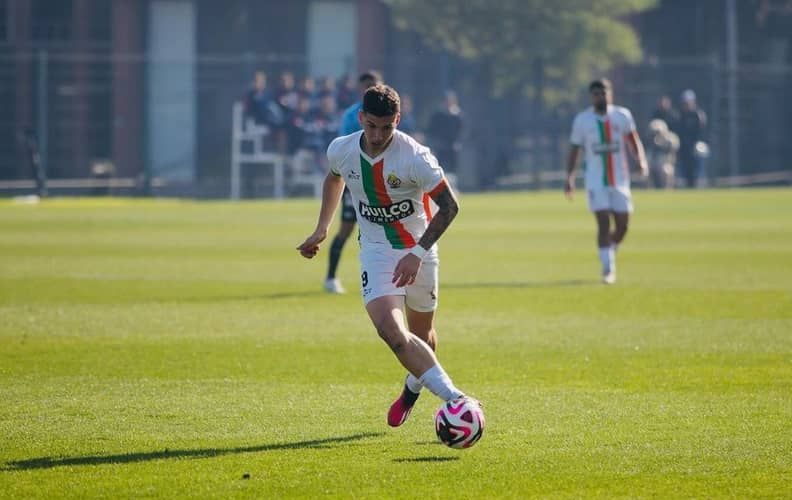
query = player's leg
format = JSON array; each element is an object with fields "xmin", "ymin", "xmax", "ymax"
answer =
[
  {"xmin": 366, "ymin": 295, "xmax": 462, "ymax": 403},
  {"xmin": 606, "ymin": 189, "xmax": 634, "ymax": 283},
  {"xmin": 324, "ymin": 189, "xmax": 356, "ymax": 293},
  {"xmin": 594, "ymin": 210, "xmax": 615, "ymax": 283},
  {"xmin": 383, "ymin": 307, "xmax": 436, "ymax": 427},
  {"xmin": 387, "ymin": 255, "xmax": 440, "ymax": 426},
  {"xmin": 612, "ymin": 212, "xmax": 629, "ymax": 246},
  {"xmin": 407, "ymin": 308, "xmax": 437, "ymax": 350},
  {"xmin": 588, "ymin": 188, "xmax": 615, "ymax": 283}
]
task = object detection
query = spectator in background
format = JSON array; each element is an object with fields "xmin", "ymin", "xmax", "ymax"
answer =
[
  {"xmin": 335, "ymin": 74, "xmax": 358, "ymax": 111},
  {"xmin": 646, "ymin": 119, "xmax": 679, "ymax": 189},
  {"xmin": 289, "ymin": 95, "xmax": 340, "ymax": 190},
  {"xmin": 298, "ymin": 75, "xmax": 318, "ymax": 110},
  {"xmin": 398, "ymin": 94, "xmax": 419, "ymax": 139},
  {"xmin": 243, "ymin": 71, "xmax": 281, "ymax": 130},
  {"xmin": 651, "ymin": 95, "xmax": 678, "ymax": 131},
  {"xmin": 427, "ymin": 90, "xmax": 464, "ymax": 174},
  {"xmin": 676, "ymin": 89, "xmax": 708, "ymax": 188},
  {"xmin": 276, "ymin": 71, "xmax": 300, "ymax": 119},
  {"xmin": 316, "ymin": 76, "xmax": 337, "ymax": 104},
  {"xmin": 286, "ymin": 96, "xmax": 313, "ymax": 154},
  {"xmin": 315, "ymin": 95, "xmax": 340, "ymax": 152},
  {"xmin": 299, "ymin": 94, "xmax": 340, "ymax": 157}
]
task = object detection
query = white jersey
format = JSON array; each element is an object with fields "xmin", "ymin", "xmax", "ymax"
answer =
[
  {"xmin": 328, "ymin": 130, "xmax": 446, "ymax": 250},
  {"xmin": 570, "ymin": 105, "xmax": 637, "ymax": 190}
]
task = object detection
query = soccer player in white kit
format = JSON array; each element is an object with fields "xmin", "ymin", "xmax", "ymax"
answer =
[
  {"xmin": 297, "ymin": 84, "xmax": 479, "ymax": 427},
  {"xmin": 565, "ymin": 79, "xmax": 648, "ymax": 284}
]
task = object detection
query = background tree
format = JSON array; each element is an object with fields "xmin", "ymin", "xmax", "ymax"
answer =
[{"xmin": 385, "ymin": 0, "xmax": 657, "ymax": 106}]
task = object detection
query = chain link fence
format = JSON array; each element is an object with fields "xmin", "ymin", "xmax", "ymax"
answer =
[{"xmin": 1, "ymin": 50, "xmax": 790, "ymax": 197}]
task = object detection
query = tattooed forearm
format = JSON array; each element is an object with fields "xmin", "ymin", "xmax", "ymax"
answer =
[{"xmin": 417, "ymin": 184, "xmax": 459, "ymax": 250}]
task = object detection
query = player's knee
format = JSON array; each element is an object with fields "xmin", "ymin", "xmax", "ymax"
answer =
[{"xmin": 375, "ymin": 321, "xmax": 408, "ymax": 353}]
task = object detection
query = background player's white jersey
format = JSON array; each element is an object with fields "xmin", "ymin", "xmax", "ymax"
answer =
[
  {"xmin": 328, "ymin": 130, "xmax": 446, "ymax": 250},
  {"xmin": 570, "ymin": 105, "xmax": 637, "ymax": 190}
]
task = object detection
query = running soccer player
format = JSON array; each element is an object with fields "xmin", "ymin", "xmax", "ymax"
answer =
[
  {"xmin": 298, "ymin": 84, "xmax": 477, "ymax": 426},
  {"xmin": 565, "ymin": 79, "xmax": 648, "ymax": 284},
  {"xmin": 323, "ymin": 71, "xmax": 383, "ymax": 294}
]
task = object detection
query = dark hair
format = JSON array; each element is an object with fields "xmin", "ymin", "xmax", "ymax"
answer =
[
  {"xmin": 358, "ymin": 70, "xmax": 383, "ymax": 87},
  {"xmin": 362, "ymin": 84, "xmax": 400, "ymax": 117},
  {"xmin": 589, "ymin": 78, "xmax": 612, "ymax": 92}
]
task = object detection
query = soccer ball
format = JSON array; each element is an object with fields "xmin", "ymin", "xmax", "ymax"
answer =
[{"xmin": 434, "ymin": 397, "xmax": 485, "ymax": 449}]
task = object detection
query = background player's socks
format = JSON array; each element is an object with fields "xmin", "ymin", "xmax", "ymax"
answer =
[
  {"xmin": 326, "ymin": 236, "xmax": 345, "ymax": 279},
  {"xmin": 418, "ymin": 364, "xmax": 463, "ymax": 401},
  {"xmin": 598, "ymin": 246, "xmax": 613, "ymax": 273},
  {"xmin": 405, "ymin": 373, "xmax": 423, "ymax": 394},
  {"xmin": 609, "ymin": 244, "xmax": 618, "ymax": 272}
]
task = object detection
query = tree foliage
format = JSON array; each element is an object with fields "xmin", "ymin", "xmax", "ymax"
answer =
[{"xmin": 385, "ymin": 0, "xmax": 657, "ymax": 103}]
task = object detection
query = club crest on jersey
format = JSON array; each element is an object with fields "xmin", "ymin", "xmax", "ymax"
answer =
[
  {"xmin": 358, "ymin": 200, "xmax": 415, "ymax": 224},
  {"xmin": 386, "ymin": 173, "xmax": 402, "ymax": 188}
]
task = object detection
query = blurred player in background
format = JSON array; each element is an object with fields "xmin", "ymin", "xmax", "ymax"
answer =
[
  {"xmin": 565, "ymin": 79, "xmax": 648, "ymax": 284},
  {"xmin": 322, "ymin": 70, "xmax": 383, "ymax": 294},
  {"xmin": 298, "ymin": 84, "xmax": 478, "ymax": 426}
]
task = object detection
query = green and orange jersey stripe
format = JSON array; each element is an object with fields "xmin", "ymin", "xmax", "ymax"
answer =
[
  {"xmin": 359, "ymin": 156, "xmax": 416, "ymax": 249},
  {"xmin": 596, "ymin": 119, "xmax": 616, "ymax": 187},
  {"xmin": 422, "ymin": 178, "xmax": 448, "ymax": 222}
]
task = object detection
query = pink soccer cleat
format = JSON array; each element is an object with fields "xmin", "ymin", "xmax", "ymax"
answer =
[{"xmin": 387, "ymin": 386, "xmax": 420, "ymax": 427}]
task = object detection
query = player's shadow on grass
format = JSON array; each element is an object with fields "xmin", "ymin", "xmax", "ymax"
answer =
[
  {"xmin": 395, "ymin": 440, "xmax": 466, "ymax": 462},
  {"xmin": 178, "ymin": 290, "xmax": 326, "ymax": 303},
  {"xmin": 393, "ymin": 456, "xmax": 460, "ymax": 463},
  {"xmin": 446, "ymin": 279, "xmax": 591, "ymax": 289},
  {"xmin": 4, "ymin": 432, "xmax": 383, "ymax": 471}
]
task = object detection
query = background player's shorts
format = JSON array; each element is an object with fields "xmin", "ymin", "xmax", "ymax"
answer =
[
  {"xmin": 341, "ymin": 188, "xmax": 356, "ymax": 223},
  {"xmin": 359, "ymin": 245, "xmax": 439, "ymax": 312},
  {"xmin": 587, "ymin": 186, "xmax": 634, "ymax": 213}
]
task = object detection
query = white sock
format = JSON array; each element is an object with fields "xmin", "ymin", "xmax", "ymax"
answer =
[
  {"xmin": 405, "ymin": 373, "xmax": 423, "ymax": 393},
  {"xmin": 598, "ymin": 246, "xmax": 613, "ymax": 273},
  {"xmin": 609, "ymin": 244, "xmax": 617, "ymax": 272},
  {"xmin": 418, "ymin": 364, "xmax": 463, "ymax": 401}
]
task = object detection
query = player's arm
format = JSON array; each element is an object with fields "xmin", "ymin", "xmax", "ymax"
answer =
[
  {"xmin": 392, "ymin": 180, "xmax": 459, "ymax": 288},
  {"xmin": 418, "ymin": 181, "xmax": 459, "ymax": 251},
  {"xmin": 625, "ymin": 130, "xmax": 649, "ymax": 177},
  {"xmin": 296, "ymin": 172, "xmax": 345, "ymax": 259},
  {"xmin": 564, "ymin": 144, "xmax": 581, "ymax": 200}
]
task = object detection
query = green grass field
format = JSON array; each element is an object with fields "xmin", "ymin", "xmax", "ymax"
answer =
[{"xmin": 1, "ymin": 189, "xmax": 790, "ymax": 498}]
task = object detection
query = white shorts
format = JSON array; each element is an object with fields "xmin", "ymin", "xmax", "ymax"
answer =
[
  {"xmin": 359, "ymin": 245, "xmax": 439, "ymax": 312},
  {"xmin": 587, "ymin": 186, "xmax": 633, "ymax": 213}
]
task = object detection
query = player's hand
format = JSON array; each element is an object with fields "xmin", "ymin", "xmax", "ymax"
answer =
[
  {"xmin": 392, "ymin": 253, "xmax": 422, "ymax": 288},
  {"xmin": 564, "ymin": 176, "xmax": 575, "ymax": 201},
  {"xmin": 639, "ymin": 161, "xmax": 649, "ymax": 179},
  {"xmin": 296, "ymin": 229, "xmax": 327, "ymax": 259}
]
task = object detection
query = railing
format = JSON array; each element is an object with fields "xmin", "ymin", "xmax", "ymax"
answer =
[{"xmin": 229, "ymin": 102, "xmax": 323, "ymax": 200}]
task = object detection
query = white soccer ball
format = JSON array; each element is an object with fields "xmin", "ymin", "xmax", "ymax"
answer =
[{"xmin": 434, "ymin": 397, "xmax": 485, "ymax": 449}]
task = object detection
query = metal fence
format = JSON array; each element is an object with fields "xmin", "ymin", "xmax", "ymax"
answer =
[{"xmin": 1, "ymin": 50, "xmax": 790, "ymax": 198}]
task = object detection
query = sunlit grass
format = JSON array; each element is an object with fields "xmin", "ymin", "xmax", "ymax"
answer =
[{"xmin": 1, "ymin": 190, "xmax": 790, "ymax": 498}]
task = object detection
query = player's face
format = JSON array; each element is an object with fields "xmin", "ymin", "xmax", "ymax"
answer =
[
  {"xmin": 590, "ymin": 87, "xmax": 611, "ymax": 111},
  {"xmin": 359, "ymin": 111, "xmax": 401, "ymax": 150}
]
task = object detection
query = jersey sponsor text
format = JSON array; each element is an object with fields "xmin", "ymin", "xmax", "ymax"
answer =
[{"xmin": 359, "ymin": 200, "xmax": 415, "ymax": 224}]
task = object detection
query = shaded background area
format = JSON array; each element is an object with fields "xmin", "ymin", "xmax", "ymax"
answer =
[{"xmin": 0, "ymin": 0, "xmax": 790, "ymax": 196}]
